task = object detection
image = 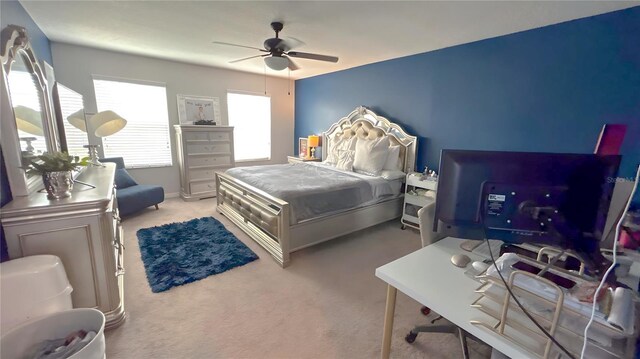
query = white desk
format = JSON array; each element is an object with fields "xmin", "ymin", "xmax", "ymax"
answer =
[{"xmin": 375, "ymin": 237, "xmax": 534, "ymax": 359}]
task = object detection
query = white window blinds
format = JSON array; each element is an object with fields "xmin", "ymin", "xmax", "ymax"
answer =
[
  {"xmin": 227, "ymin": 92, "xmax": 271, "ymax": 162},
  {"xmin": 92, "ymin": 77, "xmax": 172, "ymax": 168},
  {"xmin": 56, "ymin": 85, "xmax": 89, "ymax": 158}
]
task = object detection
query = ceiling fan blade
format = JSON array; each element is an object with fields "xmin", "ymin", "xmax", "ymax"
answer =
[
  {"xmin": 229, "ymin": 54, "xmax": 267, "ymax": 64},
  {"xmin": 280, "ymin": 37, "xmax": 305, "ymax": 51},
  {"xmin": 287, "ymin": 51, "xmax": 338, "ymax": 63},
  {"xmin": 285, "ymin": 56, "xmax": 300, "ymax": 71},
  {"xmin": 212, "ymin": 41, "xmax": 267, "ymax": 52}
]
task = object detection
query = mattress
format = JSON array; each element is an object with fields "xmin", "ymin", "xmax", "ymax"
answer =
[{"xmin": 225, "ymin": 162, "xmax": 403, "ymax": 224}]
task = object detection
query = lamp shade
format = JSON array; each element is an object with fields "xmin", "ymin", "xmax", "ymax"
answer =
[
  {"xmin": 14, "ymin": 105, "xmax": 44, "ymax": 136},
  {"xmin": 90, "ymin": 110, "xmax": 127, "ymax": 137},
  {"xmin": 308, "ymin": 135, "xmax": 320, "ymax": 148},
  {"xmin": 67, "ymin": 109, "xmax": 87, "ymax": 132},
  {"xmin": 264, "ymin": 56, "xmax": 289, "ymax": 71}
]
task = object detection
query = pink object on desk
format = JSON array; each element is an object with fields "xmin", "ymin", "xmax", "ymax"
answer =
[{"xmin": 594, "ymin": 124, "xmax": 627, "ymax": 155}]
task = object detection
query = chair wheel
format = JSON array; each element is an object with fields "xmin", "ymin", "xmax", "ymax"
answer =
[
  {"xmin": 405, "ymin": 332, "xmax": 417, "ymax": 344},
  {"xmin": 420, "ymin": 306, "xmax": 431, "ymax": 316}
]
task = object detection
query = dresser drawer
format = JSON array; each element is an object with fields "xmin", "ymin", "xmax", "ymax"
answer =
[
  {"xmin": 183, "ymin": 131, "xmax": 209, "ymax": 141},
  {"xmin": 187, "ymin": 142, "xmax": 231, "ymax": 154},
  {"xmin": 189, "ymin": 168, "xmax": 217, "ymax": 181},
  {"xmin": 188, "ymin": 155, "xmax": 232, "ymax": 167},
  {"xmin": 210, "ymin": 131, "xmax": 231, "ymax": 141},
  {"xmin": 190, "ymin": 180, "xmax": 216, "ymax": 194}
]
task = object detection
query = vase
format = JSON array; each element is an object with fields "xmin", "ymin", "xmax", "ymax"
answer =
[{"xmin": 42, "ymin": 171, "xmax": 73, "ymax": 199}]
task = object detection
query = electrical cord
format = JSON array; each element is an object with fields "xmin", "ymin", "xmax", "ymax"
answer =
[
  {"xmin": 485, "ymin": 236, "xmax": 577, "ymax": 359},
  {"xmin": 580, "ymin": 165, "xmax": 640, "ymax": 359}
]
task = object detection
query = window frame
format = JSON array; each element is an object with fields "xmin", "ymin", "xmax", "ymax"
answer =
[
  {"xmin": 92, "ymin": 75, "xmax": 173, "ymax": 169},
  {"xmin": 226, "ymin": 90, "xmax": 272, "ymax": 163}
]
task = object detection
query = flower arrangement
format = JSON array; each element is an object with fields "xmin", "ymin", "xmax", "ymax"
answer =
[{"xmin": 24, "ymin": 152, "xmax": 90, "ymax": 176}]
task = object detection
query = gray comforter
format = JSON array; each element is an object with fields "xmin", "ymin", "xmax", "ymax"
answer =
[{"xmin": 226, "ymin": 163, "xmax": 377, "ymax": 224}]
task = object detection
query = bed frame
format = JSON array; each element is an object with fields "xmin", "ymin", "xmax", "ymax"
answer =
[{"xmin": 216, "ymin": 106, "xmax": 417, "ymax": 267}]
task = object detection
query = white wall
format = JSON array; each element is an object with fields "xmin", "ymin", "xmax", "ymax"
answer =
[{"xmin": 51, "ymin": 43, "xmax": 294, "ymax": 195}]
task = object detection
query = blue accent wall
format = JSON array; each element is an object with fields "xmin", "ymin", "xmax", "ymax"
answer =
[
  {"xmin": 0, "ymin": 0, "xmax": 53, "ymax": 64},
  {"xmin": 0, "ymin": 0, "xmax": 53, "ymax": 261},
  {"xmin": 295, "ymin": 7, "xmax": 640, "ymax": 203}
]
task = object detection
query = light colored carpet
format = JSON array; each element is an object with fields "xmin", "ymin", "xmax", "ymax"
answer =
[{"xmin": 105, "ymin": 198, "xmax": 491, "ymax": 358}]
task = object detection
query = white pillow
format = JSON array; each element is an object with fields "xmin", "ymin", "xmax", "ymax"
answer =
[
  {"xmin": 383, "ymin": 145, "xmax": 401, "ymax": 171},
  {"xmin": 353, "ymin": 136, "xmax": 390, "ymax": 176},
  {"xmin": 325, "ymin": 136, "xmax": 356, "ymax": 164},
  {"xmin": 379, "ymin": 169, "xmax": 406, "ymax": 181},
  {"xmin": 335, "ymin": 150, "xmax": 355, "ymax": 172}
]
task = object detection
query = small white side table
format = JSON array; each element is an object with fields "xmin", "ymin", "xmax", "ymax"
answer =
[
  {"xmin": 401, "ymin": 173, "xmax": 437, "ymax": 230},
  {"xmin": 287, "ymin": 156, "xmax": 321, "ymax": 164}
]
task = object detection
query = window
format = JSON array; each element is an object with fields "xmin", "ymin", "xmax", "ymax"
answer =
[
  {"xmin": 93, "ymin": 77, "xmax": 172, "ymax": 168},
  {"xmin": 227, "ymin": 92, "xmax": 271, "ymax": 162}
]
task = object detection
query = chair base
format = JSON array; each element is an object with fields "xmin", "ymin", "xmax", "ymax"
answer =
[{"xmin": 405, "ymin": 309, "xmax": 472, "ymax": 359}]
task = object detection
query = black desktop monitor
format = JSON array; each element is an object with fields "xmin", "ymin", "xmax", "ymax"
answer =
[{"xmin": 433, "ymin": 150, "xmax": 620, "ymax": 274}]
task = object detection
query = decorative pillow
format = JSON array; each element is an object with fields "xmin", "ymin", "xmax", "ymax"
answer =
[
  {"xmin": 335, "ymin": 150, "xmax": 355, "ymax": 172},
  {"xmin": 325, "ymin": 136, "xmax": 357, "ymax": 164},
  {"xmin": 379, "ymin": 169, "xmax": 406, "ymax": 181},
  {"xmin": 383, "ymin": 145, "xmax": 401, "ymax": 171},
  {"xmin": 114, "ymin": 168, "xmax": 138, "ymax": 189},
  {"xmin": 353, "ymin": 136, "xmax": 390, "ymax": 176}
]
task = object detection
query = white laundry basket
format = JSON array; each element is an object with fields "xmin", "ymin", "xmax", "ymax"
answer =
[{"xmin": 0, "ymin": 308, "xmax": 106, "ymax": 359}]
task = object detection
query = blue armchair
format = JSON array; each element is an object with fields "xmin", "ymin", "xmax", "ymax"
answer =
[{"xmin": 100, "ymin": 157, "xmax": 165, "ymax": 217}]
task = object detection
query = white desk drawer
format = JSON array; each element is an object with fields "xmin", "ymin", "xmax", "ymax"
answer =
[
  {"xmin": 188, "ymin": 155, "xmax": 232, "ymax": 167},
  {"xmin": 183, "ymin": 131, "xmax": 209, "ymax": 141},
  {"xmin": 210, "ymin": 131, "xmax": 231, "ymax": 141},
  {"xmin": 187, "ymin": 142, "xmax": 230, "ymax": 154},
  {"xmin": 189, "ymin": 168, "xmax": 216, "ymax": 181},
  {"xmin": 190, "ymin": 180, "xmax": 216, "ymax": 194}
]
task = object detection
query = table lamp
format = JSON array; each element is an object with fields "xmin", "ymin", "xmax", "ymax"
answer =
[
  {"xmin": 308, "ymin": 135, "xmax": 320, "ymax": 159},
  {"xmin": 14, "ymin": 105, "xmax": 44, "ymax": 136},
  {"xmin": 85, "ymin": 110, "xmax": 127, "ymax": 166},
  {"xmin": 67, "ymin": 109, "xmax": 87, "ymax": 132}
]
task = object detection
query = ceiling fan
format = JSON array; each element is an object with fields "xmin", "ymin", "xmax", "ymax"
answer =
[{"xmin": 213, "ymin": 22, "xmax": 339, "ymax": 71}]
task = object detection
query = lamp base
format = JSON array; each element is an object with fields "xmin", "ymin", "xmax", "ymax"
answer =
[
  {"xmin": 310, "ymin": 147, "xmax": 316, "ymax": 159},
  {"xmin": 83, "ymin": 144, "xmax": 104, "ymax": 167}
]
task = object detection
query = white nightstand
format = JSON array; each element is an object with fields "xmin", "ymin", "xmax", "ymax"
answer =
[
  {"xmin": 287, "ymin": 156, "xmax": 322, "ymax": 164},
  {"xmin": 401, "ymin": 172, "xmax": 437, "ymax": 230}
]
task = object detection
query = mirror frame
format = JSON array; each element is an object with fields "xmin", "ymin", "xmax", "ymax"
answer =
[{"xmin": 1, "ymin": 25, "xmax": 59, "ymax": 197}]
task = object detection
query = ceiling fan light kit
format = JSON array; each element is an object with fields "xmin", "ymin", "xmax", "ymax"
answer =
[
  {"xmin": 264, "ymin": 56, "xmax": 289, "ymax": 71},
  {"xmin": 215, "ymin": 21, "xmax": 339, "ymax": 72}
]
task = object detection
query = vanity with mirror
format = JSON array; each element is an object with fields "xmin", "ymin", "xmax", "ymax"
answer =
[{"xmin": 0, "ymin": 25, "xmax": 126, "ymax": 329}]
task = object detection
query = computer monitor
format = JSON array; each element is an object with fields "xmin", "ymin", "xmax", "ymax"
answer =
[{"xmin": 433, "ymin": 150, "xmax": 620, "ymax": 275}]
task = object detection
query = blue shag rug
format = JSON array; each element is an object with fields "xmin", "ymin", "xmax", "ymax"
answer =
[{"xmin": 136, "ymin": 217, "xmax": 258, "ymax": 293}]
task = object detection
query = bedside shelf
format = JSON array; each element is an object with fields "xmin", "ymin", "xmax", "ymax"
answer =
[
  {"xmin": 401, "ymin": 173, "xmax": 438, "ymax": 230},
  {"xmin": 287, "ymin": 156, "xmax": 321, "ymax": 164}
]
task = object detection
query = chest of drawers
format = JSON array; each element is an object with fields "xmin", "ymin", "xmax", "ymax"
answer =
[
  {"xmin": 174, "ymin": 125, "xmax": 235, "ymax": 201},
  {"xmin": 0, "ymin": 164, "xmax": 126, "ymax": 329}
]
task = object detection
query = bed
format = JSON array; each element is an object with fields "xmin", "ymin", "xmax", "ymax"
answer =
[{"xmin": 215, "ymin": 106, "xmax": 417, "ymax": 267}]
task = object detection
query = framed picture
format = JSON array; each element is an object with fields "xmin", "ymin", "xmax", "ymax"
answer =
[
  {"xmin": 177, "ymin": 94, "xmax": 220, "ymax": 124},
  {"xmin": 298, "ymin": 137, "xmax": 308, "ymax": 158}
]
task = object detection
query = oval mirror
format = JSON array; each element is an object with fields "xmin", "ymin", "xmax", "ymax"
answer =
[
  {"xmin": 7, "ymin": 50, "xmax": 49, "ymax": 165},
  {"xmin": 1, "ymin": 25, "xmax": 58, "ymax": 196}
]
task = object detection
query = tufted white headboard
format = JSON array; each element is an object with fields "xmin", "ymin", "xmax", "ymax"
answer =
[{"xmin": 321, "ymin": 106, "xmax": 417, "ymax": 173}]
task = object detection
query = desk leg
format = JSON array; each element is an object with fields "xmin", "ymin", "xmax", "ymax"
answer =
[{"xmin": 381, "ymin": 285, "xmax": 397, "ymax": 359}]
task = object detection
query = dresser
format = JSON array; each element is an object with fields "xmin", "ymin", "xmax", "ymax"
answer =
[
  {"xmin": 0, "ymin": 164, "xmax": 126, "ymax": 329},
  {"xmin": 174, "ymin": 125, "xmax": 235, "ymax": 201}
]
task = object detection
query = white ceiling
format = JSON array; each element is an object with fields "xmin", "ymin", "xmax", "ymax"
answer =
[{"xmin": 20, "ymin": 1, "xmax": 639, "ymax": 80}]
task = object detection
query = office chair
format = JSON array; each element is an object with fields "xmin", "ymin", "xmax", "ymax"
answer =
[{"xmin": 404, "ymin": 203, "xmax": 475, "ymax": 358}]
